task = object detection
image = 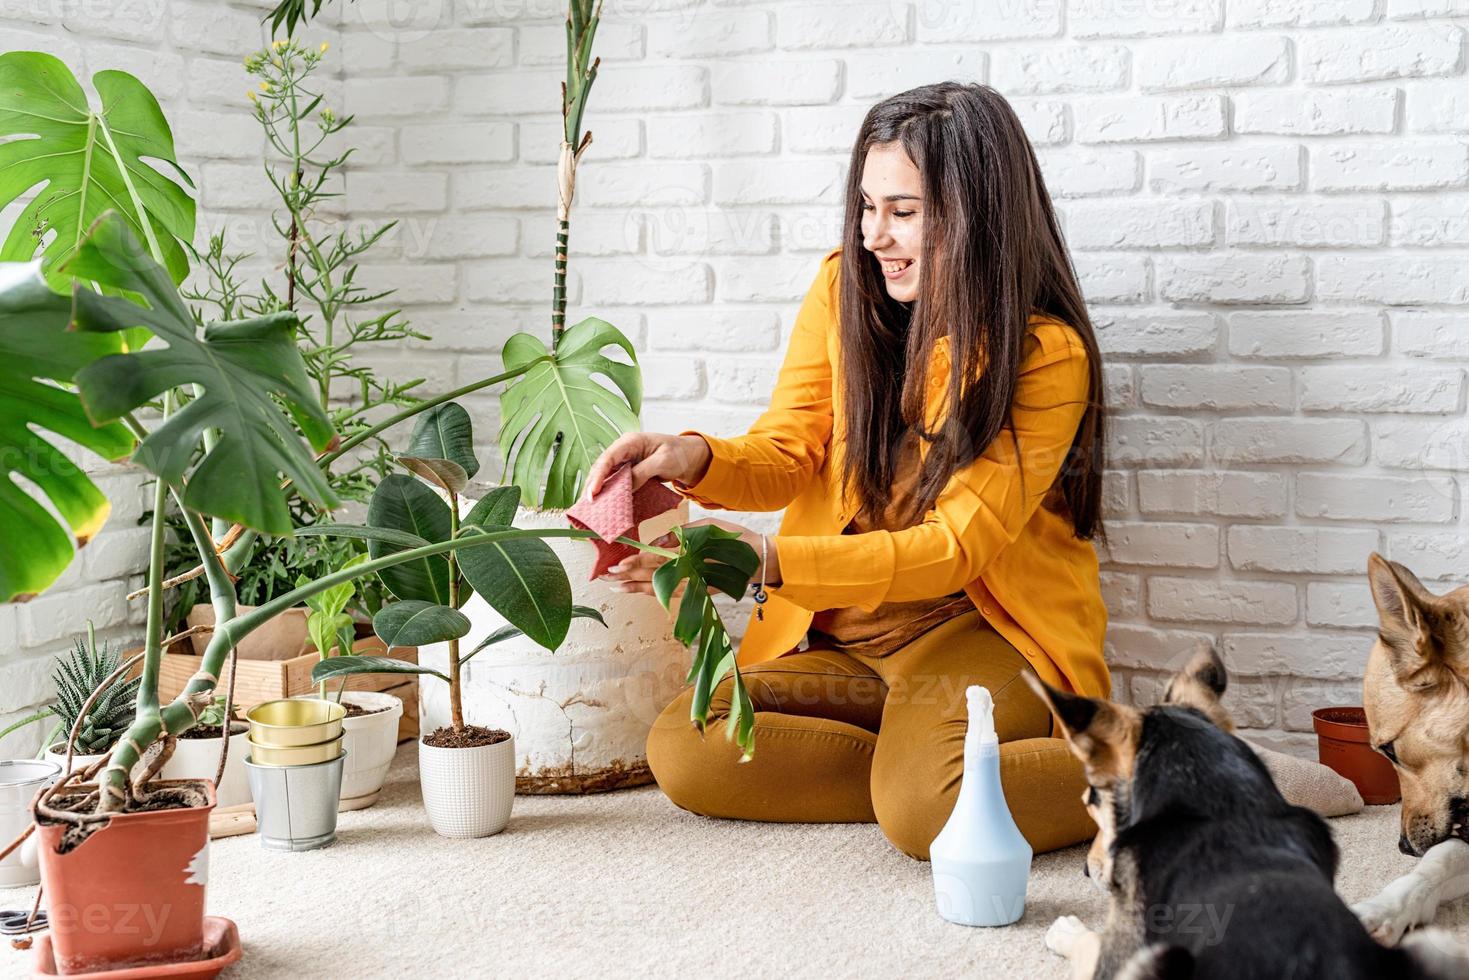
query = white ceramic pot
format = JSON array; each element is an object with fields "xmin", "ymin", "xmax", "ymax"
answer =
[
  {"xmin": 43, "ymin": 744, "xmax": 107, "ymax": 778},
  {"xmin": 418, "ymin": 734, "xmax": 515, "ymax": 839},
  {"xmin": 159, "ymin": 723, "xmax": 252, "ymax": 809},
  {"xmin": 421, "ymin": 499, "xmax": 691, "ymax": 793},
  {"xmin": 299, "ymin": 691, "xmax": 403, "ymax": 807},
  {"xmin": 0, "ymin": 759, "xmax": 60, "ymax": 887}
]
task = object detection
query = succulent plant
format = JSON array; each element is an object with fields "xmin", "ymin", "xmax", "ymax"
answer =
[{"xmin": 51, "ymin": 624, "xmax": 140, "ymax": 755}]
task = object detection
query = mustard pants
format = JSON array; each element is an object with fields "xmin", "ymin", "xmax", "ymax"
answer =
[{"xmin": 645, "ymin": 611, "xmax": 1095, "ymax": 859}]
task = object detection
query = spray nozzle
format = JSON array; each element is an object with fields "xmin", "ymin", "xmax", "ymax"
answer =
[{"xmin": 966, "ymin": 685, "xmax": 998, "ymax": 746}]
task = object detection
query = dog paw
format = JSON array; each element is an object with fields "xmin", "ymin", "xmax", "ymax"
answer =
[
  {"xmin": 1354, "ymin": 891, "xmax": 1433, "ymax": 946},
  {"xmin": 1046, "ymin": 915, "xmax": 1090, "ymax": 957}
]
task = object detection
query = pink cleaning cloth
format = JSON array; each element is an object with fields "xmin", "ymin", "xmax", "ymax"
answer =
[{"xmin": 566, "ymin": 464, "xmax": 683, "ymax": 580}]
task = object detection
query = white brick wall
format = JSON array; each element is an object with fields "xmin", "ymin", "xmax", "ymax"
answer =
[
  {"xmin": 10, "ymin": 1, "xmax": 1469, "ymax": 760},
  {"xmin": 0, "ymin": 0, "xmax": 317, "ymax": 757}
]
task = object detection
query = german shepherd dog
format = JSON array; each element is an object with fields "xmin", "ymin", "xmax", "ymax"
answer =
[
  {"xmin": 1027, "ymin": 649, "xmax": 1467, "ymax": 979},
  {"xmin": 1353, "ymin": 553, "xmax": 1469, "ymax": 944}
]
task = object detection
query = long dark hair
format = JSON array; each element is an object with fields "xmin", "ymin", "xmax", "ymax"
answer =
[{"xmin": 838, "ymin": 82, "xmax": 1106, "ymax": 540}]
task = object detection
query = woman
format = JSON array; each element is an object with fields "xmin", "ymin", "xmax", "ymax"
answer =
[{"xmin": 585, "ymin": 83, "xmax": 1109, "ymax": 859}]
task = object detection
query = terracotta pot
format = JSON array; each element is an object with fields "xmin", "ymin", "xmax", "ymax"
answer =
[
  {"xmin": 1313, "ymin": 707, "xmax": 1401, "ymax": 805},
  {"xmin": 186, "ymin": 603, "xmax": 310, "ymax": 661},
  {"xmin": 35, "ymin": 779, "xmax": 216, "ymax": 974}
]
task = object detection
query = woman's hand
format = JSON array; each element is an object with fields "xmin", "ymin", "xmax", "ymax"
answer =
[
  {"xmin": 602, "ymin": 519, "xmax": 780, "ymax": 596},
  {"xmin": 584, "ymin": 432, "xmax": 713, "ymax": 497}
]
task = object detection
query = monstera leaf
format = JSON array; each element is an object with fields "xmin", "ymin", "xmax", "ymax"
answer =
[
  {"xmin": 498, "ymin": 316, "xmax": 641, "ymax": 509},
  {"xmin": 0, "ymin": 52, "xmax": 195, "ymax": 287},
  {"xmin": 0, "ymin": 261, "xmax": 133, "ymax": 601},
  {"xmin": 68, "ymin": 214, "xmax": 337, "ymax": 534},
  {"xmin": 651, "ymin": 524, "xmax": 760, "ymax": 761}
]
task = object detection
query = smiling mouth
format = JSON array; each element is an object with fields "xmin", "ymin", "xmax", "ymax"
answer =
[{"xmin": 879, "ymin": 258, "xmax": 914, "ymax": 277}]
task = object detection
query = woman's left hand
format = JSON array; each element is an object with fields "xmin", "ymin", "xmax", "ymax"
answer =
[{"xmin": 601, "ymin": 519, "xmax": 780, "ymax": 596}]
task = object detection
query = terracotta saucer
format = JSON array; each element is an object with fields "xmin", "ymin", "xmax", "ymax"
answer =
[{"xmin": 32, "ymin": 916, "xmax": 241, "ymax": 980}]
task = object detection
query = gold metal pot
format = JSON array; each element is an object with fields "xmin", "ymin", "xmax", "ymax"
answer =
[
  {"xmin": 246, "ymin": 698, "xmax": 346, "ymax": 747},
  {"xmin": 247, "ymin": 735, "xmax": 344, "ymax": 768}
]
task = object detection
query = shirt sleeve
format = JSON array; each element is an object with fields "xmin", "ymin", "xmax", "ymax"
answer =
[
  {"xmin": 674, "ymin": 250, "xmax": 838, "ymax": 513},
  {"xmin": 771, "ymin": 328, "xmax": 1092, "ymax": 612}
]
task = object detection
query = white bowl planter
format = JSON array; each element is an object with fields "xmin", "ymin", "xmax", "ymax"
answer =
[
  {"xmin": 308, "ymin": 690, "xmax": 403, "ymax": 808},
  {"xmin": 418, "ymin": 734, "xmax": 514, "ymax": 838},
  {"xmin": 161, "ymin": 722, "xmax": 251, "ymax": 808},
  {"xmin": 420, "ymin": 499, "xmax": 691, "ymax": 794},
  {"xmin": 45, "ymin": 723, "xmax": 251, "ymax": 808}
]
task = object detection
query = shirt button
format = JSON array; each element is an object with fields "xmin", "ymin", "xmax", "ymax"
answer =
[{"xmin": 980, "ymin": 605, "xmax": 994, "ymax": 615}]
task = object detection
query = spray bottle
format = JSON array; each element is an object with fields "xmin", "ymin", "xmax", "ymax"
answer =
[{"xmin": 929, "ymin": 685, "xmax": 1032, "ymax": 926}]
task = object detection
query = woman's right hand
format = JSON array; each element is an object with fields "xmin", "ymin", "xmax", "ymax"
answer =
[{"xmin": 584, "ymin": 432, "xmax": 713, "ymax": 498}]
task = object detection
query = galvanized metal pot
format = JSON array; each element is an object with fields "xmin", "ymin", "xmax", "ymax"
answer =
[
  {"xmin": 0, "ymin": 759, "xmax": 60, "ymax": 887},
  {"xmin": 244, "ymin": 752, "xmax": 346, "ymax": 851}
]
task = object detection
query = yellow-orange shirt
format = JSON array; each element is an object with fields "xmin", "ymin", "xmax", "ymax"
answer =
[{"xmin": 678, "ymin": 248, "xmax": 1110, "ymax": 698}]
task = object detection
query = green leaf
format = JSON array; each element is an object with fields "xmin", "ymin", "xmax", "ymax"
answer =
[
  {"xmin": 311, "ymin": 654, "xmax": 448, "ymax": 686},
  {"xmin": 463, "ymin": 486, "xmax": 520, "ymax": 529},
  {"xmin": 456, "ymin": 528, "xmax": 572, "ymax": 651},
  {"xmin": 304, "ymin": 553, "xmax": 366, "ymax": 619},
  {"xmin": 0, "ymin": 52, "xmax": 195, "ymax": 287},
  {"xmin": 399, "ymin": 402, "xmax": 479, "ymax": 493},
  {"xmin": 373, "ymin": 600, "xmax": 471, "ymax": 649},
  {"xmin": 0, "ymin": 261, "xmax": 133, "ymax": 601},
  {"xmin": 296, "ymin": 522, "xmax": 431, "ymax": 552},
  {"xmin": 650, "ymin": 525, "xmax": 760, "ymax": 761},
  {"xmin": 308, "ymin": 611, "xmax": 354, "ymax": 659},
  {"xmin": 458, "ymin": 605, "xmax": 606, "ymax": 667},
  {"xmin": 498, "ymin": 316, "xmax": 642, "ymax": 509},
  {"xmin": 68, "ymin": 214, "xmax": 338, "ymax": 535},
  {"xmin": 366, "ymin": 474, "xmax": 452, "ymax": 604}
]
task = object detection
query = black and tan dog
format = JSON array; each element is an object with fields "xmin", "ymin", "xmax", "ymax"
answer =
[
  {"xmin": 1029, "ymin": 650, "xmax": 1467, "ymax": 980},
  {"xmin": 1353, "ymin": 553, "xmax": 1469, "ymax": 943}
]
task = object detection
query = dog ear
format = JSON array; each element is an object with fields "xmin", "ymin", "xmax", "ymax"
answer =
[
  {"xmin": 1162, "ymin": 646, "xmax": 1235, "ymax": 732},
  {"xmin": 1024, "ymin": 673, "xmax": 1141, "ymax": 780},
  {"xmin": 1368, "ymin": 553, "xmax": 1461, "ymax": 689}
]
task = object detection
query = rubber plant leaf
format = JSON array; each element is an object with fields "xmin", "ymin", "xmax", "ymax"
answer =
[
  {"xmin": 456, "ymin": 525, "xmax": 573, "ymax": 651},
  {"xmin": 373, "ymin": 600, "xmax": 471, "ymax": 649},
  {"xmin": 364, "ymin": 474, "xmax": 452, "ymax": 605},
  {"xmin": 498, "ymin": 316, "xmax": 642, "ymax": 509},
  {"xmin": 0, "ymin": 52, "xmax": 195, "ymax": 289},
  {"xmin": 311, "ymin": 654, "xmax": 448, "ymax": 686},
  {"xmin": 649, "ymin": 524, "xmax": 759, "ymax": 761},
  {"xmin": 399, "ymin": 402, "xmax": 479, "ymax": 494},
  {"xmin": 463, "ymin": 485, "xmax": 519, "ymax": 529},
  {"xmin": 458, "ymin": 605, "xmax": 607, "ymax": 667},
  {"xmin": 67, "ymin": 214, "xmax": 338, "ymax": 535},
  {"xmin": 0, "ymin": 261, "xmax": 133, "ymax": 601}
]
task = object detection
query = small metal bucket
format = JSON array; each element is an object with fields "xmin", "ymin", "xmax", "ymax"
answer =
[
  {"xmin": 0, "ymin": 759, "xmax": 61, "ymax": 887},
  {"xmin": 244, "ymin": 752, "xmax": 346, "ymax": 852}
]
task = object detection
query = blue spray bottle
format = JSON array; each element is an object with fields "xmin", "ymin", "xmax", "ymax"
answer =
[{"xmin": 930, "ymin": 685, "xmax": 1033, "ymax": 926}]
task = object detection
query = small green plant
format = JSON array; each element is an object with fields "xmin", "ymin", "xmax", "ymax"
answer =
[
  {"xmin": 302, "ymin": 552, "xmax": 367, "ymax": 698},
  {"xmin": 0, "ymin": 623, "xmax": 142, "ymax": 757},
  {"xmin": 195, "ymin": 695, "xmax": 233, "ymax": 731}
]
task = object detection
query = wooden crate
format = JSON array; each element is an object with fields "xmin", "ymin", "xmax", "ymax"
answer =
[{"xmin": 134, "ymin": 638, "xmax": 421, "ymax": 743}]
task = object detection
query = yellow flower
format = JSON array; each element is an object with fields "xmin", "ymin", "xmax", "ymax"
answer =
[
  {"xmin": 260, "ymin": 81, "xmax": 270, "ymax": 91},
  {"xmin": 319, "ymin": 42, "xmax": 329, "ymax": 53},
  {"xmin": 248, "ymin": 90, "xmax": 257, "ymax": 102},
  {"xmin": 273, "ymin": 39, "xmax": 285, "ymax": 51}
]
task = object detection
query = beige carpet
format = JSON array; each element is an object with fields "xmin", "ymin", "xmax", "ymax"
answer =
[{"xmin": 5, "ymin": 745, "xmax": 1468, "ymax": 978}]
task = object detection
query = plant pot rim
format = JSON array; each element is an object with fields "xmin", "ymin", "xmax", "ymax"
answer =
[
  {"xmin": 175, "ymin": 721, "xmax": 249, "ymax": 741},
  {"xmin": 244, "ymin": 749, "xmax": 348, "ymax": 772},
  {"xmin": 419, "ymin": 732, "xmax": 513, "ymax": 750},
  {"xmin": 32, "ymin": 914, "xmax": 241, "ymax": 980},
  {"xmin": 1312, "ymin": 706, "xmax": 1372, "ymax": 742},
  {"xmin": 0, "ymin": 757, "xmax": 61, "ymax": 787},
  {"xmin": 34, "ymin": 778, "xmax": 217, "ymax": 828}
]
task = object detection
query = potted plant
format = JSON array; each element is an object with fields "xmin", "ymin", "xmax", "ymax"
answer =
[
  {"xmin": 299, "ymin": 554, "xmax": 405, "ymax": 808},
  {"xmin": 157, "ymin": 695, "xmax": 252, "ymax": 809},
  {"xmin": 30, "ymin": 624, "xmax": 141, "ymax": 773}
]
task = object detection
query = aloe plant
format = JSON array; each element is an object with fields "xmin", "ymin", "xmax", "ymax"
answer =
[{"xmin": 50, "ymin": 625, "xmax": 140, "ymax": 756}]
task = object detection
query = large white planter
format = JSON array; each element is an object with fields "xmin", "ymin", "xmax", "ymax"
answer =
[
  {"xmin": 420, "ymin": 500, "xmax": 691, "ymax": 794},
  {"xmin": 418, "ymin": 734, "xmax": 515, "ymax": 838},
  {"xmin": 337, "ymin": 691, "xmax": 403, "ymax": 806},
  {"xmin": 46, "ymin": 725, "xmax": 251, "ymax": 808},
  {"xmin": 161, "ymin": 724, "xmax": 251, "ymax": 808}
]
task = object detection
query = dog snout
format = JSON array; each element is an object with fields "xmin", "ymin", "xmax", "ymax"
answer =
[{"xmin": 1399, "ymin": 834, "xmax": 1419, "ymax": 856}]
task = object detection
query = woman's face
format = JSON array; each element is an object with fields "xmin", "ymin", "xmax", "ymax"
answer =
[{"xmin": 859, "ymin": 141, "xmax": 924, "ymax": 304}]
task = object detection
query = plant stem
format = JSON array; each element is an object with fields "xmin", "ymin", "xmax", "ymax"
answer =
[{"xmin": 446, "ymin": 492, "xmax": 464, "ymax": 731}]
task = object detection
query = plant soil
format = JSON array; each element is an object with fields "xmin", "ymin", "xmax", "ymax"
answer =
[
  {"xmin": 177, "ymin": 720, "xmax": 247, "ymax": 740},
  {"xmin": 49, "ymin": 785, "xmax": 210, "ymax": 816},
  {"xmin": 422, "ymin": 725, "xmax": 509, "ymax": 749},
  {"xmin": 344, "ymin": 702, "xmax": 390, "ymax": 718}
]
